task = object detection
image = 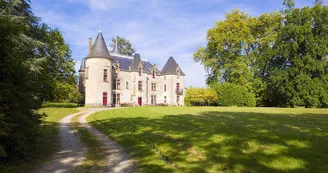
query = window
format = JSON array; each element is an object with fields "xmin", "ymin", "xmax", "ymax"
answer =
[
  {"xmin": 164, "ymin": 96, "xmax": 167, "ymax": 104},
  {"xmin": 177, "ymin": 69, "xmax": 180, "ymax": 79},
  {"xmin": 113, "ymin": 94, "xmax": 120, "ymax": 105},
  {"xmin": 164, "ymin": 85, "xmax": 166, "ymax": 92},
  {"xmin": 139, "ymin": 67, "xmax": 142, "ymax": 76},
  {"xmin": 152, "ymin": 71, "xmax": 155, "ymax": 79},
  {"xmin": 151, "ymin": 83, "xmax": 156, "ymax": 91},
  {"xmin": 126, "ymin": 82, "xmax": 129, "ymax": 89},
  {"xmin": 113, "ymin": 79, "xmax": 121, "ymax": 90},
  {"xmin": 176, "ymin": 83, "xmax": 180, "ymax": 90},
  {"xmin": 151, "ymin": 95, "xmax": 156, "ymax": 105},
  {"xmin": 164, "ymin": 76, "xmax": 166, "ymax": 80},
  {"xmin": 177, "ymin": 96, "xmax": 180, "ymax": 105},
  {"xmin": 103, "ymin": 69, "xmax": 108, "ymax": 82},
  {"xmin": 138, "ymin": 81, "xmax": 143, "ymax": 91},
  {"xmin": 113, "ymin": 80, "xmax": 116, "ymax": 89},
  {"xmin": 117, "ymin": 79, "xmax": 121, "ymax": 89}
]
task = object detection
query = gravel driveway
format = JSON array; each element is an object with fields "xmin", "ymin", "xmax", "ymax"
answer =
[{"xmin": 35, "ymin": 108, "xmax": 135, "ymax": 173}]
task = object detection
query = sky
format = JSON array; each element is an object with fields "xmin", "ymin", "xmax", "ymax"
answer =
[{"xmin": 31, "ymin": 0, "xmax": 326, "ymax": 87}]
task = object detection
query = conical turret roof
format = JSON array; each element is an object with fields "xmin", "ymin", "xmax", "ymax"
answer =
[
  {"xmin": 161, "ymin": 56, "xmax": 185, "ymax": 76},
  {"xmin": 79, "ymin": 57, "xmax": 86, "ymax": 72},
  {"xmin": 87, "ymin": 31, "xmax": 112, "ymax": 59}
]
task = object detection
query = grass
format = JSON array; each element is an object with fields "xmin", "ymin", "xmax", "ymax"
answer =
[
  {"xmin": 87, "ymin": 107, "xmax": 328, "ymax": 173},
  {"xmin": 70, "ymin": 114, "xmax": 108, "ymax": 173},
  {"xmin": 42, "ymin": 102, "xmax": 81, "ymax": 108},
  {"xmin": 0, "ymin": 106, "xmax": 79, "ymax": 173}
]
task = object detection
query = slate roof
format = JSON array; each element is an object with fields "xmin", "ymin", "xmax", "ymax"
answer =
[
  {"xmin": 161, "ymin": 56, "xmax": 185, "ymax": 76},
  {"xmin": 87, "ymin": 31, "xmax": 112, "ymax": 59},
  {"xmin": 112, "ymin": 54, "xmax": 154, "ymax": 74},
  {"xmin": 79, "ymin": 57, "xmax": 86, "ymax": 72},
  {"xmin": 131, "ymin": 54, "xmax": 142, "ymax": 70},
  {"xmin": 81, "ymin": 32, "xmax": 184, "ymax": 76}
]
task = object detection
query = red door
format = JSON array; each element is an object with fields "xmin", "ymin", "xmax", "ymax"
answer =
[
  {"xmin": 138, "ymin": 97, "xmax": 142, "ymax": 106},
  {"xmin": 103, "ymin": 92, "xmax": 107, "ymax": 106}
]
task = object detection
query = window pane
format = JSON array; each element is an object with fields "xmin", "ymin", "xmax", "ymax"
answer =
[
  {"xmin": 103, "ymin": 69, "xmax": 108, "ymax": 82},
  {"xmin": 117, "ymin": 79, "xmax": 120, "ymax": 89},
  {"xmin": 138, "ymin": 81, "xmax": 142, "ymax": 91}
]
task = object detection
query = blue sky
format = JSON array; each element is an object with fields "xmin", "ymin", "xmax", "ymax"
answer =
[{"xmin": 31, "ymin": 0, "xmax": 325, "ymax": 87}]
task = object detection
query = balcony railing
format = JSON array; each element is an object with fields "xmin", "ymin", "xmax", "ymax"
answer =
[{"xmin": 176, "ymin": 88, "xmax": 183, "ymax": 95}]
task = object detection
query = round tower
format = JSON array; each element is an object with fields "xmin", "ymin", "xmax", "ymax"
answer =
[{"xmin": 85, "ymin": 31, "xmax": 113, "ymax": 106}]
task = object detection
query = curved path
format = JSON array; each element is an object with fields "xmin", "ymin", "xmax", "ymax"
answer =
[{"xmin": 35, "ymin": 108, "xmax": 135, "ymax": 173}]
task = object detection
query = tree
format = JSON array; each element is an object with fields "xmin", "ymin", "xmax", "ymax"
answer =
[
  {"xmin": 0, "ymin": 0, "xmax": 43, "ymax": 160},
  {"xmin": 111, "ymin": 36, "xmax": 136, "ymax": 56},
  {"xmin": 194, "ymin": 10, "xmax": 254, "ymax": 87},
  {"xmin": 283, "ymin": 0, "xmax": 295, "ymax": 9},
  {"xmin": 32, "ymin": 24, "xmax": 79, "ymax": 102},
  {"xmin": 264, "ymin": 5, "xmax": 328, "ymax": 108},
  {"xmin": 0, "ymin": 0, "xmax": 79, "ymax": 161},
  {"xmin": 194, "ymin": 3, "xmax": 328, "ymax": 108},
  {"xmin": 194, "ymin": 9, "xmax": 282, "ymax": 94},
  {"xmin": 314, "ymin": 0, "xmax": 324, "ymax": 5},
  {"xmin": 282, "ymin": 0, "xmax": 295, "ymax": 15}
]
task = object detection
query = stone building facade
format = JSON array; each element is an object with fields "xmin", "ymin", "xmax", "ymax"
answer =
[{"xmin": 79, "ymin": 31, "xmax": 185, "ymax": 107}]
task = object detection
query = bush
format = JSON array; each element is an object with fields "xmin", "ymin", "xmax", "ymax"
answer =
[
  {"xmin": 212, "ymin": 83, "xmax": 256, "ymax": 107},
  {"xmin": 120, "ymin": 102, "xmax": 135, "ymax": 107},
  {"xmin": 185, "ymin": 87, "xmax": 218, "ymax": 106},
  {"xmin": 156, "ymin": 103, "xmax": 168, "ymax": 107}
]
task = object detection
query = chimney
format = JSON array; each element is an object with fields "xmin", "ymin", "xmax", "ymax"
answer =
[{"xmin": 88, "ymin": 38, "xmax": 92, "ymax": 54}]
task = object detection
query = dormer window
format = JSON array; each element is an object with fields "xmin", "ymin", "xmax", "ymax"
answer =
[
  {"xmin": 114, "ymin": 60, "xmax": 120, "ymax": 73},
  {"xmin": 152, "ymin": 64, "xmax": 157, "ymax": 79},
  {"xmin": 152, "ymin": 71, "xmax": 155, "ymax": 79},
  {"xmin": 139, "ymin": 67, "xmax": 142, "ymax": 76},
  {"xmin": 177, "ymin": 68, "xmax": 180, "ymax": 79}
]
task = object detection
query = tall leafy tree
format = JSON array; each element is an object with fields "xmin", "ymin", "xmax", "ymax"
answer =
[
  {"xmin": 32, "ymin": 24, "xmax": 79, "ymax": 102},
  {"xmin": 0, "ymin": 0, "xmax": 79, "ymax": 161},
  {"xmin": 194, "ymin": 9, "xmax": 282, "ymax": 93},
  {"xmin": 111, "ymin": 36, "xmax": 136, "ymax": 56},
  {"xmin": 314, "ymin": 0, "xmax": 324, "ymax": 5},
  {"xmin": 194, "ymin": 10, "xmax": 254, "ymax": 87},
  {"xmin": 0, "ymin": 0, "xmax": 43, "ymax": 160},
  {"xmin": 264, "ymin": 4, "xmax": 328, "ymax": 107},
  {"xmin": 283, "ymin": 0, "xmax": 295, "ymax": 9}
]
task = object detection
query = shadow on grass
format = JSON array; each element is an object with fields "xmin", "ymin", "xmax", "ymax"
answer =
[
  {"xmin": 0, "ymin": 121, "xmax": 62, "ymax": 173},
  {"xmin": 89, "ymin": 110, "xmax": 328, "ymax": 173}
]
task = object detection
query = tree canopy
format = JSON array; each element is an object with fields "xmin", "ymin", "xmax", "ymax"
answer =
[
  {"xmin": 194, "ymin": 2, "xmax": 328, "ymax": 108},
  {"xmin": 0, "ymin": 0, "xmax": 79, "ymax": 161},
  {"xmin": 111, "ymin": 36, "xmax": 136, "ymax": 56}
]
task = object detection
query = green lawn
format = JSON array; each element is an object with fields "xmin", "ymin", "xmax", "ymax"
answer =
[
  {"xmin": 0, "ymin": 106, "xmax": 79, "ymax": 173},
  {"xmin": 87, "ymin": 107, "xmax": 328, "ymax": 173}
]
